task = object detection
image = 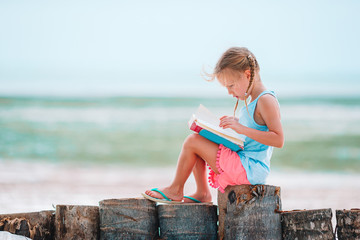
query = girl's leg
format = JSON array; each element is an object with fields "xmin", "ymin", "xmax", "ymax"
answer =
[
  {"xmin": 182, "ymin": 155, "xmax": 212, "ymax": 203},
  {"xmin": 145, "ymin": 133, "xmax": 219, "ymax": 201}
]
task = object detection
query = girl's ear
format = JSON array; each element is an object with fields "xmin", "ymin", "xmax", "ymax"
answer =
[{"xmin": 244, "ymin": 70, "xmax": 251, "ymax": 80}]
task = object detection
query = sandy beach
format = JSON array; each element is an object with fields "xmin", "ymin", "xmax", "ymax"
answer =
[{"xmin": 1, "ymin": 160, "xmax": 359, "ymax": 216}]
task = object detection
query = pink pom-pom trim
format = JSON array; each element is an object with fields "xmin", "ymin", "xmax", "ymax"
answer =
[{"xmin": 207, "ymin": 144, "xmax": 225, "ymax": 192}]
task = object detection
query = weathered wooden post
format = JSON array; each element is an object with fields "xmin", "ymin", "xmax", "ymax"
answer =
[
  {"xmin": 0, "ymin": 210, "xmax": 54, "ymax": 240},
  {"xmin": 281, "ymin": 208, "xmax": 334, "ymax": 239},
  {"xmin": 157, "ymin": 203, "xmax": 218, "ymax": 240},
  {"xmin": 336, "ymin": 208, "xmax": 360, "ymax": 239},
  {"xmin": 54, "ymin": 205, "xmax": 99, "ymax": 240},
  {"xmin": 218, "ymin": 184, "xmax": 282, "ymax": 240},
  {"xmin": 99, "ymin": 198, "xmax": 158, "ymax": 240}
]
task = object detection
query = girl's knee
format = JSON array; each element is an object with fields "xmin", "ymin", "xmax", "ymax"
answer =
[{"xmin": 183, "ymin": 133, "xmax": 203, "ymax": 149}]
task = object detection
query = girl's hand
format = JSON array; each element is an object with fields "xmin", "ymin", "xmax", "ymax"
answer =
[
  {"xmin": 219, "ymin": 116, "xmax": 243, "ymax": 132},
  {"xmin": 220, "ymin": 116, "xmax": 239, "ymax": 121}
]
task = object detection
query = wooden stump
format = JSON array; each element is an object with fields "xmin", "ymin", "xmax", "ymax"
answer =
[
  {"xmin": 336, "ymin": 208, "xmax": 360, "ymax": 239},
  {"xmin": 218, "ymin": 184, "xmax": 282, "ymax": 240},
  {"xmin": 54, "ymin": 205, "xmax": 99, "ymax": 240},
  {"xmin": 281, "ymin": 208, "xmax": 334, "ymax": 240},
  {"xmin": 158, "ymin": 203, "xmax": 218, "ymax": 240},
  {"xmin": 99, "ymin": 198, "xmax": 158, "ymax": 240},
  {"xmin": 0, "ymin": 210, "xmax": 54, "ymax": 240}
]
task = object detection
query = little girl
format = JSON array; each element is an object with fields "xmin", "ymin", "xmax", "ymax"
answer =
[{"xmin": 143, "ymin": 47, "xmax": 284, "ymax": 203}]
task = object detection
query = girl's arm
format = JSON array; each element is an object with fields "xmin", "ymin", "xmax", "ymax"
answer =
[{"xmin": 219, "ymin": 95, "xmax": 284, "ymax": 148}]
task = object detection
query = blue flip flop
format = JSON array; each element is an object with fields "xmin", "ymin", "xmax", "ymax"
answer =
[
  {"xmin": 183, "ymin": 196, "xmax": 213, "ymax": 204},
  {"xmin": 141, "ymin": 188, "xmax": 182, "ymax": 204},
  {"xmin": 183, "ymin": 196, "xmax": 202, "ymax": 203}
]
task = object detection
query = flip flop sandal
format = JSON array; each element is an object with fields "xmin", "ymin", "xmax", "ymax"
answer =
[
  {"xmin": 183, "ymin": 196, "xmax": 213, "ymax": 204},
  {"xmin": 142, "ymin": 188, "xmax": 183, "ymax": 204}
]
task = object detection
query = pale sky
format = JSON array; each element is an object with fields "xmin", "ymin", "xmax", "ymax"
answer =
[{"xmin": 1, "ymin": 0, "xmax": 359, "ymax": 97}]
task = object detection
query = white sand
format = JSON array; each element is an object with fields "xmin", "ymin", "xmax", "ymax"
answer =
[{"xmin": 1, "ymin": 160, "xmax": 359, "ymax": 218}]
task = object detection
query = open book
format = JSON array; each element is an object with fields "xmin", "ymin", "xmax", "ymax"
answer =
[{"xmin": 188, "ymin": 104, "xmax": 245, "ymax": 152}]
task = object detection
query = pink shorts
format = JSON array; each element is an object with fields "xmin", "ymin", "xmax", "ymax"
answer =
[{"xmin": 208, "ymin": 144, "xmax": 250, "ymax": 193}]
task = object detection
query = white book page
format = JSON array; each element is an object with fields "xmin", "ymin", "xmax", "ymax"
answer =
[
  {"xmin": 194, "ymin": 104, "xmax": 219, "ymax": 126},
  {"xmin": 194, "ymin": 104, "xmax": 243, "ymax": 140}
]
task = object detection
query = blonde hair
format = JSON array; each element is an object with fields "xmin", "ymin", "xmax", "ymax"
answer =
[{"xmin": 206, "ymin": 47, "xmax": 260, "ymax": 116}]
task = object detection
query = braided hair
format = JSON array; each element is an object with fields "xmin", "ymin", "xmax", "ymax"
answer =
[{"xmin": 243, "ymin": 54, "xmax": 256, "ymax": 115}]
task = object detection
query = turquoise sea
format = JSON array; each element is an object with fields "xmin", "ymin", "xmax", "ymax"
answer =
[{"xmin": 1, "ymin": 96, "xmax": 360, "ymax": 172}]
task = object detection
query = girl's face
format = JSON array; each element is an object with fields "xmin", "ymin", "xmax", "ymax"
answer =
[{"xmin": 218, "ymin": 70, "xmax": 250, "ymax": 100}]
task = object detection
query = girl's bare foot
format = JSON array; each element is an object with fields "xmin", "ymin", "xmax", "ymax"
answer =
[
  {"xmin": 144, "ymin": 186, "xmax": 183, "ymax": 202},
  {"xmin": 183, "ymin": 191, "xmax": 212, "ymax": 203}
]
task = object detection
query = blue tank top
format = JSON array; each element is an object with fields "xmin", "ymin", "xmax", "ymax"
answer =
[{"xmin": 237, "ymin": 90, "xmax": 278, "ymax": 185}]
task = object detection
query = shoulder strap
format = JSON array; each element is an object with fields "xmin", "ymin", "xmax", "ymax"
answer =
[
  {"xmin": 256, "ymin": 90, "xmax": 276, "ymax": 100},
  {"xmin": 247, "ymin": 90, "xmax": 276, "ymax": 116},
  {"xmin": 249, "ymin": 90, "xmax": 275, "ymax": 105}
]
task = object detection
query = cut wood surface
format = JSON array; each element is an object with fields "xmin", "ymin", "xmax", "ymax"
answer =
[
  {"xmin": 158, "ymin": 203, "xmax": 218, "ymax": 240},
  {"xmin": 54, "ymin": 205, "xmax": 99, "ymax": 240},
  {"xmin": 99, "ymin": 198, "xmax": 158, "ymax": 240},
  {"xmin": 336, "ymin": 208, "xmax": 360, "ymax": 239},
  {"xmin": 218, "ymin": 184, "xmax": 282, "ymax": 240},
  {"xmin": 281, "ymin": 208, "xmax": 334, "ymax": 240},
  {"xmin": 0, "ymin": 210, "xmax": 54, "ymax": 240}
]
